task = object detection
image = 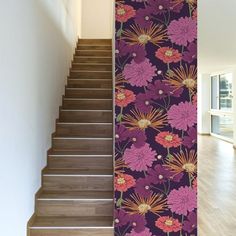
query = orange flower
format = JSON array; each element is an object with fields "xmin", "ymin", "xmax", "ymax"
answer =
[
  {"xmin": 115, "ymin": 89, "xmax": 136, "ymax": 107},
  {"xmin": 116, "ymin": 5, "xmax": 136, "ymax": 23},
  {"xmin": 156, "ymin": 47, "xmax": 182, "ymax": 64},
  {"xmin": 155, "ymin": 216, "xmax": 182, "ymax": 233},
  {"xmin": 155, "ymin": 131, "xmax": 182, "ymax": 148},
  {"xmin": 115, "ymin": 173, "xmax": 136, "ymax": 192}
]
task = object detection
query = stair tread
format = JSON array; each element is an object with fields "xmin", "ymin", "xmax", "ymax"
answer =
[
  {"xmin": 73, "ymin": 62, "xmax": 112, "ymax": 66},
  {"xmin": 74, "ymin": 56, "xmax": 112, "ymax": 58},
  {"xmin": 38, "ymin": 190, "xmax": 113, "ymax": 199},
  {"xmin": 48, "ymin": 149, "xmax": 112, "ymax": 156},
  {"xmin": 43, "ymin": 168, "xmax": 113, "ymax": 175},
  {"xmin": 53, "ymin": 136, "xmax": 112, "ymax": 139},
  {"xmin": 30, "ymin": 216, "xmax": 113, "ymax": 228},
  {"xmin": 65, "ymin": 87, "xmax": 112, "ymax": 90}
]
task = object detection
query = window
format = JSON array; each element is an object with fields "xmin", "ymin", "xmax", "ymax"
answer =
[
  {"xmin": 211, "ymin": 115, "xmax": 234, "ymax": 140},
  {"xmin": 210, "ymin": 73, "xmax": 234, "ymax": 142},
  {"xmin": 219, "ymin": 73, "xmax": 233, "ymax": 111},
  {"xmin": 211, "ymin": 73, "xmax": 233, "ymax": 111},
  {"xmin": 211, "ymin": 75, "xmax": 218, "ymax": 110}
]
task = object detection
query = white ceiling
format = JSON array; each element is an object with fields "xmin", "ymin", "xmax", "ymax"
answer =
[{"xmin": 199, "ymin": 0, "xmax": 236, "ymax": 73}]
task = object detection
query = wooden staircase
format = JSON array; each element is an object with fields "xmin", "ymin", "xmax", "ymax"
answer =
[{"xmin": 27, "ymin": 39, "xmax": 114, "ymax": 236}]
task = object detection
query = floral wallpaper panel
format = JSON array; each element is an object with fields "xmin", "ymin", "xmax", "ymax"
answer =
[{"xmin": 114, "ymin": 0, "xmax": 197, "ymax": 235}]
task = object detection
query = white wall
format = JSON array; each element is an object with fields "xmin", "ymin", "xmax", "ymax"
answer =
[
  {"xmin": 81, "ymin": 0, "xmax": 113, "ymax": 38},
  {"xmin": 199, "ymin": 0, "xmax": 236, "ymax": 73},
  {"xmin": 0, "ymin": 0, "xmax": 81, "ymax": 235},
  {"xmin": 198, "ymin": 74, "xmax": 211, "ymax": 134}
]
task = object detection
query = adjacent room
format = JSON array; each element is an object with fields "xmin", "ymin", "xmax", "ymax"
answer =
[{"xmin": 198, "ymin": 0, "xmax": 236, "ymax": 235}]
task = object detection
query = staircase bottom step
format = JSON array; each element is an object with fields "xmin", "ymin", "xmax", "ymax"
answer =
[
  {"xmin": 29, "ymin": 216, "xmax": 113, "ymax": 236},
  {"xmin": 30, "ymin": 229, "xmax": 113, "ymax": 236}
]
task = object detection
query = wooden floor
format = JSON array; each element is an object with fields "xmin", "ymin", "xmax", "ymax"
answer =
[{"xmin": 199, "ymin": 135, "xmax": 236, "ymax": 235}]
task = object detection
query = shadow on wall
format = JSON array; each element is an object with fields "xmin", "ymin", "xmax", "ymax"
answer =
[{"xmin": 0, "ymin": 1, "xmax": 80, "ymax": 236}]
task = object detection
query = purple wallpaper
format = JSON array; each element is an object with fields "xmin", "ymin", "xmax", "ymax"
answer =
[{"xmin": 114, "ymin": 0, "xmax": 197, "ymax": 235}]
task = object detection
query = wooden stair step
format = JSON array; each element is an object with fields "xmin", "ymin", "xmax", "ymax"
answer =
[
  {"xmin": 48, "ymin": 153, "xmax": 113, "ymax": 170},
  {"xmin": 42, "ymin": 169, "xmax": 113, "ymax": 191},
  {"xmin": 48, "ymin": 149, "xmax": 112, "ymax": 156},
  {"xmin": 71, "ymin": 63, "xmax": 112, "ymax": 71},
  {"xmin": 70, "ymin": 70, "xmax": 112, "ymax": 79},
  {"xmin": 52, "ymin": 136, "xmax": 113, "ymax": 152},
  {"xmin": 67, "ymin": 79, "xmax": 112, "ymax": 88},
  {"xmin": 36, "ymin": 191, "xmax": 113, "ymax": 217},
  {"xmin": 38, "ymin": 190, "xmax": 113, "ymax": 199},
  {"xmin": 77, "ymin": 45, "xmax": 112, "ymax": 50},
  {"xmin": 65, "ymin": 88, "xmax": 112, "ymax": 99},
  {"xmin": 43, "ymin": 168, "xmax": 113, "ymax": 175},
  {"xmin": 59, "ymin": 109, "xmax": 112, "ymax": 123},
  {"xmin": 75, "ymin": 50, "xmax": 112, "ymax": 57},
  {"xmin": 56, "ymin": 122, "xmax": 113, "ymax": 137},
  {"xmin": 78, "ymin": 39, "xmax": 112, "ymax": 45},
  {"xmin": 29, "ymin": 216, "xmax": 113, "ymax": 236},
  {"xmin": 73, "ymin": 56, "xmax": 112, "ymax": 64},
  {"xmin": 62, "ymin": 98, "xmax": 112, "ymax": 110}
]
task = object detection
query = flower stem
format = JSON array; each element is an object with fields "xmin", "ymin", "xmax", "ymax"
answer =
[
  {"xmin": 116, "ymin": 191, "xmax": 123, "ymax": 207},
  {"xmin": 117, "ymin": 22, "xmax": 123, "ymax": 37},
  {"xmin": 167, "ymin": 233, "xmax": 170, "ymax": 236},
  {"xmin": 117, "ymin": 106, "xmax": 123, "ymax": 123},
  {"xmin": 189, "ymin": 4, "xmax": 192, "ymax": 17},
  {"xmin": 167, "ymin": 63, "xmax": 170, "ymax": 72},
  {"xmin": 167, "ymin": 147, "xmax": 172, "ymax": 159},
  {"xmin": 189, "ymin": 173, "xmax": 192, "ymax": 187},
  {"xmin": 189, "ymin": 89, "xmax": 192, "ymax": 102}
]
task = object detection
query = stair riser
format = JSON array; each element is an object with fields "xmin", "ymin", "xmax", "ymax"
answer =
[
  {"xmin": 72, "ymin": 64, "xmax": 112, "ymax": 71},
  {"xmin": 70, "ymin": 71, "xmax": 112, "ymax": 79},
  {"xmin": 74, "ymin": 57, "xmax": 112, "ymax": 64},
  {"xmin": 62, "ymin": 99, "xmax": 112, "ymax": 110},
  {"xmin": 78, "ymin": 39, "xmax": 112, "ymax": 45},
  {"xmin": 30, "ymin": 229, "xmax": 113, "ymax": 236},
  {"xmin": 75, "ymin": 51, "xmax": 112, "ymax": 57},
  {"xmin": 52, "ymin": 139, "xmax": 113, "ymax": 152},
  {"xmin": 77, "ymin": 45, "xmax": 112, "ymax": 50},
  {"xmin": 48, "ymin": 156, "xmax": 113, "ymax": 169},
  {"xmin": 59, "ymin": 111, "xmax": 112, "ymax": 123},
  {"xmin": 43, "ymin": 176, "xmax": 113, "ymax": 191},
  {"xmin": 56, "ymin": 123, "xmax": 113, "ymax": 137},
  {"xmin": 36, "ymin": 200, "xmax": 113, "ymax": 217},
  {"xmin": 67, "ymin": 79, "xmax": 112, "ymax": 88},
  {"xmin": 65, "ymin": 89, "xmax": 112, "ymax": 99}
]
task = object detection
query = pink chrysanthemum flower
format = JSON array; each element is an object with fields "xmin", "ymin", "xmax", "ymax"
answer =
[
  {"xmin": 167, "ymin": 102, "xmax": 197, "ymax": 131},
  {"xmin": 123, "ymin": 143, "xmax": 156, "ymax": 171},
  {"xmin": 167, "ymin": 17, "xmax": 197, "ymax": 46},
  {"xmin": 123, "ymin": 59, "xmax": 157, "ymax": 87},
  {"xmin": 167, "ymin": 186, "xmax": 197, "ymax": 216}
]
